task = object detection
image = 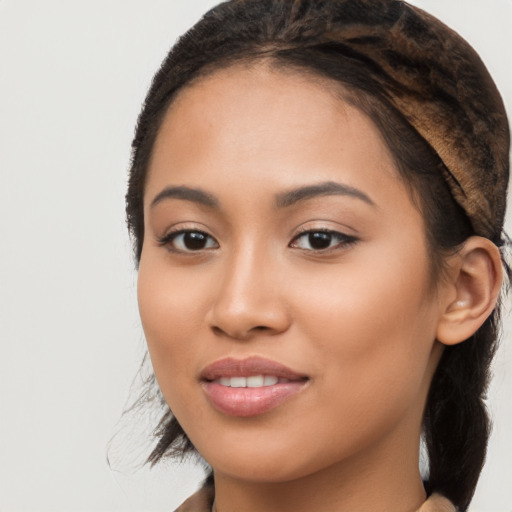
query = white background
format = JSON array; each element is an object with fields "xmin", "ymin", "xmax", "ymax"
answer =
[{"xmin": 0, "ymin": 1, "xmax": 511, "ymax": 511}]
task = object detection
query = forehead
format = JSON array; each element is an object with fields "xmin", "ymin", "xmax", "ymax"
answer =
[
  {"xmin": 147, "ymin": 64, "xmax": 401, "ymax": 193},
  {"xmin": 170, "ymin": 61, "xmax": 349, "ymax": 122}
]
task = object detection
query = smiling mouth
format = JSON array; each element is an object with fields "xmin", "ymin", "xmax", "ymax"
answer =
[
  {"xmin": 213, "ymin": 375, "xmax": 297, "ymax": 388},
  {"xmin": 200, "ymin": 357, "xmax": 309, "ymax": 416}
]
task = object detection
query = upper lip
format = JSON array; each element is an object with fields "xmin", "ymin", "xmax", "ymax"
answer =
[{"xmin": 200, "ymin": 356, "xmax": 308, "ymax": 381}]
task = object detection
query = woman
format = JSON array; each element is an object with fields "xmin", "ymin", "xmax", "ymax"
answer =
[{"xmin": 125, "ymin": 1, "xmax": 510, "ymax": 510}]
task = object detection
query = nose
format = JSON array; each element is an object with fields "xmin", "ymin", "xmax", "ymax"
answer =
[{"xmin": 206, "ymin": 245, "xmax": 291, "ymax": 340}]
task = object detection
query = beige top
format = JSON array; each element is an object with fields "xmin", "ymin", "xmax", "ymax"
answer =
[{"xmin": 173, "ymin": 485, "xmax": 456, "ymax": 512}]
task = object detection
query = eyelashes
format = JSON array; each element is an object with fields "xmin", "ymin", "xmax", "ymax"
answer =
[
  {"xmin": 289, "ymin": 229, "xmax": 358, "ymax": 251},
  {"xmin": 158, "ymin": 227, "xmax": 358, "ymax": 255},
  {"xmin": 158, "ymin": 229, "xmax": 219, "ymax": 253}
]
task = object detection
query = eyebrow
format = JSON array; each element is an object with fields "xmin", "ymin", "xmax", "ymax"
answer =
[
  {"xmin": 275, "ymin": 181, "xmax": 375, "ymax": 208},
  {"xmin": 150, "ymin": 181, "xmax": 375, "ymax": 210},
  {"xmin": 150, "ymin": 185, "xmax": 219, "ymax": 209}
]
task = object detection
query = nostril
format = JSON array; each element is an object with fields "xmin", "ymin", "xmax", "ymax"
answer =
[{"xmin": 212, "ymin": 326, "xmax": 224, "ymax": 336}]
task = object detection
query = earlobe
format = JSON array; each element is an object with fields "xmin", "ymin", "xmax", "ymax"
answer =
[{"xmin": 436, "ymin": 237, "xmax": 503, "ymax": 346}]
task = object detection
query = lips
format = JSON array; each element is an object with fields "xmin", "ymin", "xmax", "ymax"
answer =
[{"xmin": 200, "ymin": 357, "xmax": 309, "ymax": 417}]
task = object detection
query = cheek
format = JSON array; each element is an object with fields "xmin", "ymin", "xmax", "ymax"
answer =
[
  {"xmin": 292, "ymin": 246, "xmax": 438, "ymax": 417},
  {"xmin": 136, "ymin": 253, "xmax": 210, "ymax": 398}
]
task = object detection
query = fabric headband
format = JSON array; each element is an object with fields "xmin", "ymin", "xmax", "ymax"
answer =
[{"xmin": 314, "ymin": 0, "xmax": 510, "ymax": 240}]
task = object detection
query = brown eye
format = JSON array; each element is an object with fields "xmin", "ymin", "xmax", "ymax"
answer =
[
  {"xmin": 290, "ymin": 230, "xmax": 357, "ymax": 251},
  {"xmin": 162, "ymin": 230, "xmax": 219, "ymax": 252},
  {"xmin": 308, "ymin": 232, "xmax": 332, "ymax": 249},
  {"xmin": 182, "ymin": 232, "xmax": 210, "ymax": 250}
]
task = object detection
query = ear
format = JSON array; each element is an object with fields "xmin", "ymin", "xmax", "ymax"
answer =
[{"xmin": 436, "ymin": 236, "xmax": 503, "ymax": 346}]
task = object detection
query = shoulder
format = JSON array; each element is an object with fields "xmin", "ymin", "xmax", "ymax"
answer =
[
  {"xmin": 173, "ymin": 485, "xmax": 214, "ymax": 512},
  {"xmin": 417, "ymin": 493, "xmax": 457, "ymax": 512}
]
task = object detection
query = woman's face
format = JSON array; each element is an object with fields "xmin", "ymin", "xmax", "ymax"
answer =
[{"xmin": 138, "ymin": 65, "xmax": 446, "ymax": 483}]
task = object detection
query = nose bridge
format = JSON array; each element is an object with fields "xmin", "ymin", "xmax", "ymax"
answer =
[{"xmin": 208, "ymin": 237, "xmax": 289, "ymax": 338}]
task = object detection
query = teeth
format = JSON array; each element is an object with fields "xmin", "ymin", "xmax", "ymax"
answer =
[
  {"xmin": 230, "ymin": 377, "xmax": 246, "ymax": 388},
  {"xmin": 263, "ymin": 375, "xmax": 279, "ymax": 386},
  {"xmin": 247, "ymin": 375, "xmax": 264, "ymax": 387},
  {"xmin": 215, "ymin": 375, "xmax": 283, "ymax": 388}
]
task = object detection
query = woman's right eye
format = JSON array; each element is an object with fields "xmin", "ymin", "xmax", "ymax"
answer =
[{"xmin": 159, "ymin": 230, "xmax": 219, "ymax": 253}]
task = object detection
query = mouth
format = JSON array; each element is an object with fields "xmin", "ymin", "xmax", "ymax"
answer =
[
  {"xmin": 212, "ymin": 375, "xmax": 292, "ymax": 388},
  {"xmin": 200, "ymin": 357, "xmax": 309, "ymax": 417}
]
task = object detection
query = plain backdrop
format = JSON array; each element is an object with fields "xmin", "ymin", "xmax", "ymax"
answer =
[{"xmin": 0, "ymin": 1, "xmax": 511, "ymax": 511}]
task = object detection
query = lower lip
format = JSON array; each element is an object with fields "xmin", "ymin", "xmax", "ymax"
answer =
[{"xmin": 202, "ymin": 381, "xmax": 307, "ymax": 417}]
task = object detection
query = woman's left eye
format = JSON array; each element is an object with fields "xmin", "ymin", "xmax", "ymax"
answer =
[{"xmin": 290, "ymin": 230, "xmax": 357, "ymax": 251}]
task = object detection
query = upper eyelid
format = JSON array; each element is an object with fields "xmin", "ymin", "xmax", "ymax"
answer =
[
  {"xmin": 289, "ymin": 228, "xmax": 358, "ymax": 249},
  {"xmin": 157, "ymin": 227, "xmax": 218, "ymax": 246},
  {"xmin": 158, "ymin": 222, "xmax": 216, "ymax": 239},
  {"xmin": 291, "ymin": 226, "xmax": 356, "ymax": 239}
]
